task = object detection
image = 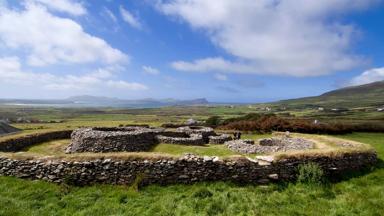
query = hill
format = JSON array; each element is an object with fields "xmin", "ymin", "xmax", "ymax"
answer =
[
  {"xmin": 0, "ymin": 121, "xmax": 20, "ymax": 136},
  {"xmin": 66, "ymin": 95, "xmax": 209, "ymax": 107},
  {"xmin": 0, "ymin": 96, "xmax": 209, "ymax": 108},
  {"xmin": 275, "ymin": 81, "xmax": 384, "ymax": 108}
]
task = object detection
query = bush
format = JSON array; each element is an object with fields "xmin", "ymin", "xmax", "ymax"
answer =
[
  {"xmin": 205, "ymin": 116, "xmax": 221, "ymax": 127},
  {"xmin": 217, "ymin": 113, "xmax": 384, "ymax": 134},
  {"xmin": 297, "ymin": 163, "xmax": 325, "ymax": 185}
]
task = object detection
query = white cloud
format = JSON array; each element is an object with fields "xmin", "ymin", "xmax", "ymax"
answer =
[
  {"xmin": 0, "ymin": 3, "xmax": 128, "ymax": 66},
  {"xmin": 172, "ymin": 57, "xmax": 255, "ymax": 74},
  {"xmin": 349, "ymin": 67, "xmax": 384, "ymax": 86},
  {"xmin": 120, "ymin": 5, "xmax": 142, "ymax": 29},
  {"xmin": 106, "ymin": 80, "xmax": 148, "ymax": 90},
  {"xmin": 142, "ymin": 65, "xmax": 160, "ymax": 75},
  {"xmin": 0, "ymin": 56, "xmax": 147, "ymax": 91},
  {"xmin": 158, "ymin": 0, "xmax": 377, "ymax": 76},
  {"xmin": 214, "ymin": 73, "xmax": 227, "ymax": 81},
  {"xmin": 103, "ymin": 7, "xmax": 117, "ymax": 23},
  {"xmin": 32, "ymin": 0, "xmax": 87, "ymax": 16}
]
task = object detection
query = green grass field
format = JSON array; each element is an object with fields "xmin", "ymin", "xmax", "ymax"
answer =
[{"xmin": 0, "ymin": 132, "xmax": 383, "ymax": 215}]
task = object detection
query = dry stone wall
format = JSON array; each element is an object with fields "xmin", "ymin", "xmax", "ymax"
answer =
[
  {"xmin": 208, "ymin": 134, "xmax": 233, "ymax": 144},
  {"xmin": 0, "ymin": 151, "xmax": 377, "ymax": 186},
  {"xmin": 67, "ymin": 127, "xmax": 232, "ymax": 151},
  {"xmin": 156, "ymin": 134, "xmax": 205, "ymax": 145},
  {"xmin": 0, "ymin": 130, "xmax": 72, "ymax": 152},
  {"xmin": 66, "ymin": 127, "xmax": 162, "ymax": 153},
  {"xmin": 176, "ymin": 126, "xmax": 216, "ymax": 142}
]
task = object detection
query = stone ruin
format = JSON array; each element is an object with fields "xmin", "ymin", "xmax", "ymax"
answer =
[
  {"xmin": 225, "ymin": 136, "xmax": 314, "ymax": 154},
  {"xmin": 66, "ymin": 126, "xmax": 233, "ymax": 153},
  {"xmin": 66, "ymin": 127, "xmax": 163, "ymax": 153},
  {"xmin": 66, "ymin": 125, "xmax": 315, "ymax": 155}
]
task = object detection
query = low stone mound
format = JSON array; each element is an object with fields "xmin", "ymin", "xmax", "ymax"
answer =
[
  {"xmin": 208, "ymin": 134, "xmax": 232, "ymax": 144},
  {"xmin": 66, "ymin": 127, "xmax": 163, "ymax": 153},
  {"xmin": 0, "ymin": 121, "xmax": 21, "ymax": 136},
  {"xmin": 225, "ymin": 137, "xmax": 314, "ymax": 154},
  {"xmin": 176, "ymin": 126, "xmax": 216, "ymax": 142},
  {"xmin": 156, "ymin": 134, "xmax": 205, "ymax": 145}
]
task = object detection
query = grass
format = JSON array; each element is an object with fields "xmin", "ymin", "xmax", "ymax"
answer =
[
  {"xmin": 6, "ymin": 131, "xmax": 371, "ymax": 161},
  {"xmin": 23, "ymin": 139, "xmax": 238, "ymax": 157},
  {"xmin": 21, "ymin": 134, "xmax": 272, "ymax": 157},
  {"xmin": 0, "ymin": 132, "xmax": 383, "ymax": 215},
  {"xmin": 152, "ymin": 143, "xmax": 236, "ymax": 157},
  {"xmin": 25, "ymin": 139, "xmax": 70, "ymax": 155}
]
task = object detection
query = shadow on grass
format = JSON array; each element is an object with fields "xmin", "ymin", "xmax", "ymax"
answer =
[{"xmin": 328, "ymin": 158, "xmax": 384, "ymax": 183}]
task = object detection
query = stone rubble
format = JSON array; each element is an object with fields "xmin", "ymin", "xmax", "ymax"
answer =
[{"xmin": 225, "ymin": 137, "xmax": 314, "ymax": 154}]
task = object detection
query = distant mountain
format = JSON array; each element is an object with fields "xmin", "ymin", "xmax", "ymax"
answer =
[
  {"xmin": 275, "ymin": 81, "xmax": 384, "ymax": 108},
  {"xmin": 66, "ymin": 95, "xmax": 208, "ymax": 107},
  {"xmin": 0, "ymin": 95, "xmax": 209, "ymax": 108}
]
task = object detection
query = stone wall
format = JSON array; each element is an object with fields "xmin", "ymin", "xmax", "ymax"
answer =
[
  {"xmin": 0, "ymin": 130, "xmax": 72, "ymax": 152},
  {"xmin": 156, "ymin": 134, "xmax": 205, "ymax": 145},
  {"xmin": 66, "ymin": 127, "xmax": 162, "ymax": 153},
  {"xmin": 0, "ymin": 151, "xmax": 377, "ymax": 186},
  {"xmin": 176, "ymin": 126, "xmax": 216, "ymax": 142},
  {"xmin": 67, "ymin": 127, "xmax": 230, "ymax": 151},
  {"xmin": 208, "ymin": 134, "xmax": 233, "ymax": 144}
]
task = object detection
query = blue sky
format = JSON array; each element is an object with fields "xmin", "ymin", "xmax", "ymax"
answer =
[{"xmin": 0, "ymin": 0, "xmax": 384, "ymax": 102}]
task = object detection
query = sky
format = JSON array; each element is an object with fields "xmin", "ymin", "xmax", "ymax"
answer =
[{"xmin": 0, "ymin": 0, "xmax": 384, "ymax": 103}]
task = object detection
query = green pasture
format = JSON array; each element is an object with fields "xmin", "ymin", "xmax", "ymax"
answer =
[{"xmin": 0, "ymin": 132, "xmax": 383, "ymax": 215}]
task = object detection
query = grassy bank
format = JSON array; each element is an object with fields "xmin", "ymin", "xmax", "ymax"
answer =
[{"xmin": 0, "ymin": 132, "xmax": 383, "ymax": 215}]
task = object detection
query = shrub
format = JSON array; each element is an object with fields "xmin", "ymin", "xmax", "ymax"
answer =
[
  {"xmin": 205, "ymin": 116, "xmax": 221, "ymax": 127},
  {"xmin": 297, "ymin": 163, "xmax": 325, "ymax": 185},
  {"xmin": 217, "ymin": 113, "xmax": 384, "ymax": 134}
]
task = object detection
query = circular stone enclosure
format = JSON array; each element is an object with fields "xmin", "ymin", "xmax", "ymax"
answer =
[
  {"xmin": 176, "ymin": 126, "xmax": 216, "ymax": 142},
  {"xmin": 66, "ymin": 127, "xmax": 163, "ymax": 153}
]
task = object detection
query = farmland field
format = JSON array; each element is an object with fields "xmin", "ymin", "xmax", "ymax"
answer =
[{"xmin": 0, "ymin": 105, "xmax": 383, "ymax": 216}]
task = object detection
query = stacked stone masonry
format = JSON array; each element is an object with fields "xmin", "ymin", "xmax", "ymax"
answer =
[
  {"xmin": 0, "ymin": 130, "xmax": 72, "ymax": 152},
  {"xmin": 0, "ymin": 128, "xmax": 378, "ymax": 186},
  {"xmin": 66, "ymin": 127, "xmax": 163, "ymax": 153},
  {"xmin": 67, "ymin": 126, "xmax": 232, "ymax": 153},
  {"xmin": 0, "ymin": 152, "xmax": 377, "ymax": 186}
]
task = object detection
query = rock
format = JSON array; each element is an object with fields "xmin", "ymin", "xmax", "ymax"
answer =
[
  {"xmin": 268, "ymin": 174, "xmax": 279, "ymax": 180},
  {"xmin": 257, "ymin": 179, "xmax": 270, "ymax": 184},
  {"xmin": 225, "ymin": 137, "xmax": 314, "ymax": 154}
]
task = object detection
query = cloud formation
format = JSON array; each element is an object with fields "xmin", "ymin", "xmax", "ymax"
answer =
[
  {"xmin": 348, "ymin": 67, "xmax": 384, "ymax": 86},
  {"xmin": 0, "ymin": 57, "xmax": 147, "ymax": 91},
  {"xmin": 32, "ymin": 0, "xmax": 87, "ymax": 16},
  {"xmin": 120, "ymin": 5, "xmax": 142, "ymax": 29},
  {"xmin": 142, "ymin": 66, "xmax": 160, "ymax": 75},
  {"xmin": 0, "ymin": 3, "xmax": 127, "ymax": 66},
  {"xmin": 158, "ymin": 0, "xmax": 377, "ymax": 76}
]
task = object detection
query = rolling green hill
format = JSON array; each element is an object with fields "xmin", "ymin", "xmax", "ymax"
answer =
[{"xmin": 275, "ymin": 81, "xmax": 384, "ymax": 108}]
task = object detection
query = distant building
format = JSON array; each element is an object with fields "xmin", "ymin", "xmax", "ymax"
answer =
[
  {"xmin": 377, "ymin": 107, "xmax": 384, "ymax": 112},
  {"xmin": 318, "ymin": 107, "xmax": 324, "ymax": 111}
]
